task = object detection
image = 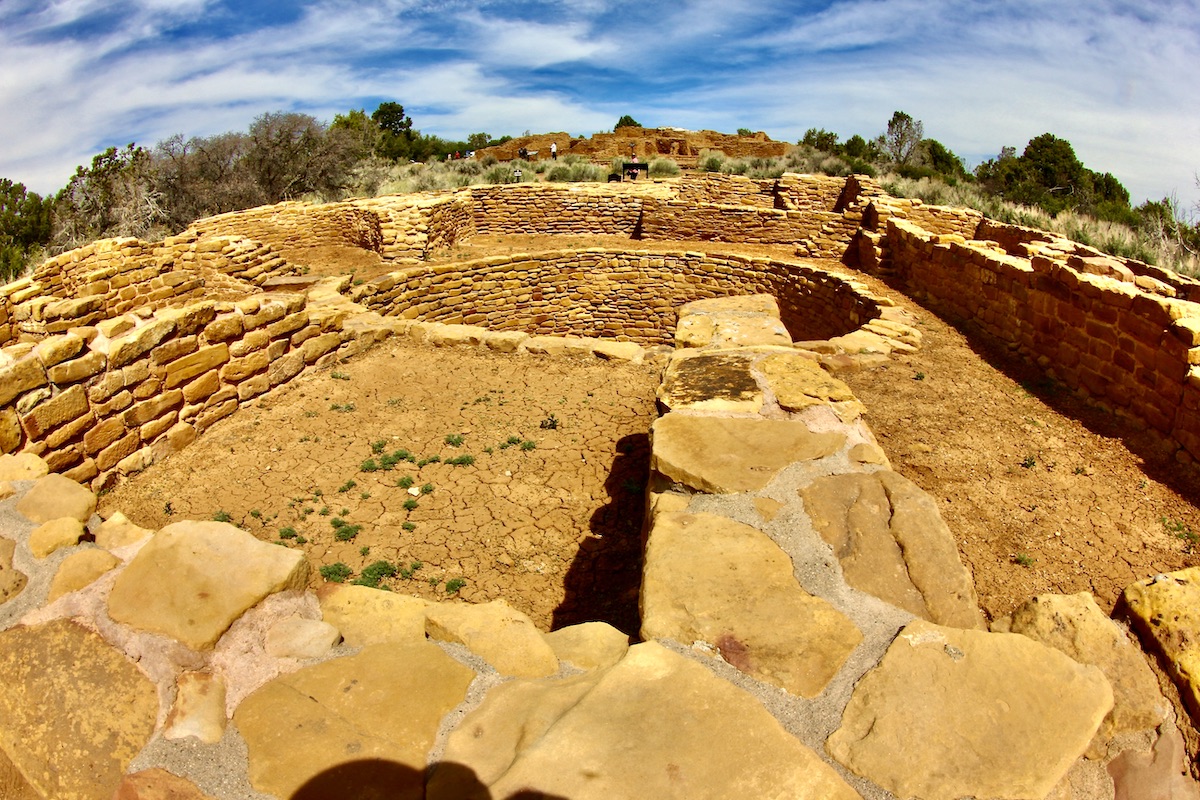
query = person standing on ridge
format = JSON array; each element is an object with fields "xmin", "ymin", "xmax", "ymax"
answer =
[{"xmin": 551, "ymin": 142, "xmax": 558, "ymax": 160}]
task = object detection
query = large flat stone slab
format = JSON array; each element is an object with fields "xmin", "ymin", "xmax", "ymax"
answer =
[
  {"xmin": 642, "ymin": 511, "xmax": 861, "ymax": 696},
  {"xmin": 658, "ymin": 352, "xmax": 763, "ymax": 413},
  {"xmin": 0, "ymin": 619, "xmax": 158, "ymax": 800},
  {"xmin": 108, "ymin": 521, "xmax": 309, "ymax": 650},
  {"xmin": 651, "ymin": 412, "xmax": 845, "ymax": 494},
  {"xmin": 235, "ymin": 641, "xmax": 474, "ymax": 799},
  {"xmin": 996, "ymin": 592, "xmax": 1167, "ymax": 749},
  {"xmin": 425, "ymin": 598, "xmax": 558, "ymax": 678},
  {"xmin": 431, "ymin": 641, "xmax": 861, "ymax": 800},
  {"xmin": 15, "ymin": 473, "xmax": 96, "ymax": 524},
  {"xmin": 760, "ymin": 351, "xmax": 864, "ymax": 421},
  {"xmin": 1121, "ymin": 567, "xmax": 1200, "ymax": 720},
  {"xmin": 827, "ymin": 619, "xmax": 1113, "ymax": 800},
  {"xmin": 316, "ymin": 583, "xmax": 429, "ymax": 647},
  {"xmin": 801, "ymin": 470, "xmax": 985, "ymax": 629}
]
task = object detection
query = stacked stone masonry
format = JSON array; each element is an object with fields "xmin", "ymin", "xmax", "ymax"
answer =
[{"xmin": 0, "ymin": 173, "xmax": 1198, "ymax": 798}]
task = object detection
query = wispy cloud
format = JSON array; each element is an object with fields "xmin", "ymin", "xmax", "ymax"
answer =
[{"xmin": 1, "ymin": 0, "xmax": 1197, "ymax": 208}]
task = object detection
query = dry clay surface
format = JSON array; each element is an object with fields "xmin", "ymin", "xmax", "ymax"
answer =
[{"xmin": 100, "ymin": 236, "xmax": 1200, "ymax": 630}]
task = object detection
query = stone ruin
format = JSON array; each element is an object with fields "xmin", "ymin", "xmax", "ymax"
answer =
[
  {"xmin": 0, "ymin": 172, "xmax": 1199, "ymax": 798},
  {"xmin": 473, "ymin": 126, "xmax": 790, "ymax": 165}
]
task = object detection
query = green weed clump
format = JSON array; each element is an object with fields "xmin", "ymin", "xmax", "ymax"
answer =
[
  {"xmin": 331, "ymin": 518, "xmax": 363, "ymax": 541},
  {"xmin": 320, "ymin": 563, "xmax": 353, "ymax": 583},
  {"xmin": 353, "ymin": 561, "xmax": 399, "ymax": 588}
]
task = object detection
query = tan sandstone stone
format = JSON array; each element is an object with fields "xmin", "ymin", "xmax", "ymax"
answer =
[
  {"xmin": 163, "ymin": 671, "xmax": 226, "ymax": 744},
  {"xmin": 760, "ymin": 351, "xmax": 864, "ymax": 420},
  {"xmin": 642, "ymin": 511, "xmax": 861, "ymax": 696},
  {"xmin": 28, "ymin": 516, "xmax": 85, "ymax": 558},
  {"xmin": 801, "ymin": 471, "xmax": 986, "ymax": 629},
  {"xmin": 15, "ymin": 472, "xmax": 96, "ymax": 524},
  {"xmin": 235, "ymin": 641, "xmax": 474, "ymax": 800},
  {"xmin": 657, "ymin": 351, "xmax": 764, "ymax": 412},
  {"xmin": 108, "ymin": 521, "xmax": 309, "ymax": 650},
  {"xmin": 0, "ymin": 452, "xmax": 49, "ymax": 481},
  {"xmin": 265, "ymin": 616, "xmax": 341, "ymax": 659},
  {"xmin": 543, "ymin": 621, "xmax": 630, "ymax": 670},
  {"xmin": 651, "ymin": 412, "xmax": 845, "ymax": 493},
  {"xmin": 317, "ymin": 583, "xmax": 429, "ymax": 647},
  {"xmin": 425, "ymin": 598, "xmax": 559, "ymax": 678},
  {"xmin": 0, "ymin": 619, "xmax": 157, "ymax": 800},
  {"xmin": 997, "ymin": 592, "xmax": 1167, "ymax": 749},
  {"xmin": 0, "ymin": 537, "xmax": 27, "ymax": 604},
  {"xmin": 94, "ymin": 510, "xmax": 155, "ymax": 549},
  {"xmin": 827, "ymin": 619, "xmax": 1114, "ymax": 800},
  {"xmin": 431, "ymin": 641, "xmax": 861, "ymax": 800},
  {"xmin": 1121, "ymin": 567, "xmax": 1200, "ymax": 719},
  {"xmin": 112, "ymin": 768, "xmax": 216, "ymax": 800},
  {"xmin": 47, "ymin": 548, "xmax": 121, "ymax": 601}
]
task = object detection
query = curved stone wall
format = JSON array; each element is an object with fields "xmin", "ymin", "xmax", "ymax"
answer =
[{"xmin": 352, "ymin": 248, "xmax": 882, "ymax": 345}]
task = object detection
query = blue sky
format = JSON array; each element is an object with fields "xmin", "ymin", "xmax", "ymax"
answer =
[{"xmin": 2, "ymin": 0, "xmax": 1198, "ymax": 210}]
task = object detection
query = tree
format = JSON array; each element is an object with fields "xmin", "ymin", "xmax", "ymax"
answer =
[
  {"xmin": 801, "ymin": 128, "xmax": 840, "ymax": 153},
  {"xmin": 841, "ymin": 135, "xmax": 874, "ymax": 161},
  {"xmin": 614, "ymin": 115, "xmax": 641, "ymax": 131},
  {"xmin": 372, "ymin": 102, "xmax": 415, "ymax": 161},
  {"xmin": 921, "ymin": 139, "xmax": 967, "ymax": 179},
  {"xmin": 0, "ymin": 179, "xmax": 52, "ymax": 281},
  {"xmin": 53, "ymin": 144, "xmax": 163, "ymax": 249},
  {"xmin": 466, "ymin": 132, "xmax": 493, "ymax": 151},
  {"xmin": 245, "ymin": 112, "xmax": 360, "ymax": 203},
  {"xmin": 876, "ymin": 111, "xmax": 924, "ymax": 166},
  {"xmin": 153, "ymin": 132, "xmax": 261, "ymax": 229}
]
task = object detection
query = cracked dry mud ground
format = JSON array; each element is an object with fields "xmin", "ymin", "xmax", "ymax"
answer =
[
  {"xmin": 99, "ymin": 344, "xmax": 661, "ymax": 634},
  {"xmin": 98, "ymin": 236, "xmax": 1200, "ymax": 632}
]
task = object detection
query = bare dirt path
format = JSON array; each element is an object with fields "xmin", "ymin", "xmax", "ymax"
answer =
[{"xmin": 99, "ymin": 234, "xmax": 1200, "ymax": 633}]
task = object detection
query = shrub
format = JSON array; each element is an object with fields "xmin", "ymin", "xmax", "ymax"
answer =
[
  {"xmin": 279, "ymin": 527, "xmax": 298, "ymax": 540},
  {"xmin": 445, "ymin": 577, "xmax": 467, "ymax": 595},
  {"xmin": 353, "ymin": 560, "xmax": 398, "ymax": 588},
  {"xmin": 320, "ymin": 563, "xmax": 353, "ymax": 583},
  {"xmin": 648, "ymin": 158, "xmax": 680, "ymax": 177}
]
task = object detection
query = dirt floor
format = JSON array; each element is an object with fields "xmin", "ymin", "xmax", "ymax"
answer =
[{"xmin": 99, "ymin": 235, "xmax": 1200, "ymax": 634}]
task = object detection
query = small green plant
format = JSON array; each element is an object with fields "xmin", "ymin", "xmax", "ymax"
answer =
[
  {"xmin": 539, "ymin": 414, "xmax": 559, "ymax": 430},
  {"xmin": 331, "ymin": 403, "xmax": 356, "ymax": 413},
  {"xmin": 304, "ymin": 410, "xmax": 319, "ymax": 418},
  {"xmin": 296, "ymin": 535, "xmax": 308, "ymax": 544},
  {"xmin": 1163, "ymin": 517, "xmax": 1199, "ymax": 550},
  {"xmin": 249, "ymin": 509, "xmax": 262, "ymax": 519},
  {"xmin": 421, "ymin": 483, "xmax": 434, "ymax": 495},
  {"xmin": 402, "ymin": 521, "xmax": 416, "ymax": 532},
  {"xmin": 320, "ymin": 563, "xmax": 353, "ymax": 583},
  {"xmin": 520, "ymin": 440, "xmax": 536, "ymax": 451},
  {"xmin": 446, "ymin": 454, "xmax": 475, "ymax": 466},
  {"xmin": 483, "ymin": 447, "xmax": 493, "ymax": 454},
  {"xmin": 337, "ymin": 479, "xmax": 357, "ymax": 493},
  {"xmin": 397, "ymin": 475, "xmax": 414, "ymax": 489},
  {"xmin": 444, "ymin": 433, "xmax": 465, "ymax": 447},
  {"xmin": 1073, "ymin": 466, "xmax": 1086, "ymax": 475},
  {"xmin": 1020, "ymin": 455, "xmax": 1036, "ymax": 469},
  {"xmin": 279, "ymin": 527, "xmax": 298, "ymax": 540},
  {"xmin": 353, "ymin": 560, "xmax": 398, "ymax": 588},
  {"xmin": 371, "ymin": 440, "xmax": 387, "ymax": 454},
  {"xmin": 331, "ymin": 518, "xmax": 363, "ymax": 541},
  {"xmin": 403, "ymin": 498, "xmax": 419, "ymax": 511},
  {"xmin": 399, "ymin": 560, "xmax": 423, "ymax": 579},
  {"xmin": 163, "ymin": 501, "xmax": 173, "ymax": 516},
  {"xmin": 913, "ymin": 372, "xmax": 925, "ymax": 381},
  {"xmin": 213, "ymin": 510, "xmax": 232, "ymax": 523},
  {"xmin": 359, "ymin": 546, "xmax": 371, "ymax": 556},
  {"xmin": 1013, "ymin": 553, "xmax": 1035, "ymax": 567},
  {"xmin": 445, "ymin": 578, "xmax": 467, "ymax": 595},
  {"xmin": 360, "ymin": 459, "xmax": 381, "ymax": 472},
  {"xmin": 319, "ymin": 506, "xmax": 331, "ymax": 516},
  {"xmin": 330, "ymin": 371, "xmax": 351, "ymax": 381},
  {"xmin": 360, "ymin": 491, "xmax": 370, "ymax": 500}
]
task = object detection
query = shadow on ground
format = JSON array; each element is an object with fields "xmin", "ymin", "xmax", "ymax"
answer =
[{"xmin": 551, "ymin": 433, "xmax": 650, "ymax": 636}]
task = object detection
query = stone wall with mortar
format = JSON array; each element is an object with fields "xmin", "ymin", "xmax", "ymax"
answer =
[
  {"xmin": 881, "ymin": 216, "xmax": 1200, "ymax": 463},
  {"xmin": 351, "ymin": 248, "xmax": 884, "ymax": 346},
  {"xmin": 185, "ymin": 200, "xmax": 384, "ymax": 256},
  {"xmin": 469, "ymin": 184, "xmax": 647, "ymax": 237},
  {"xmin": 674, "ymin": 172, "xmax": 778, "ymax": 208}
]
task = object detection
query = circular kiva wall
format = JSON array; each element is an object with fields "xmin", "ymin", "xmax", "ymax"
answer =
[{"xmin": 351, "ymin": 248, "xmax": 881, "ymax": 346}]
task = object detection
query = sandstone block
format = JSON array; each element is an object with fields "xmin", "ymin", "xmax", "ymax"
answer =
[
  {"xmin": 431, "ymin": 641, "xmax": 859, "ymax": 800},
  {"xmin": 113, "ymin": 769, "xmax": 216, "ymax": 800},
  {"xmin": 651, "ymin": 412, "xmax": 845, "ymax": 493},
  {"xmin": 0, "ymin": 619, "xmax": 157, "ymax": 800},
  {"xmin": 996, "ymin": 592, "xmax": 1167, "ymax": 749},
  {"xmin": 761, "ymin": 351, "xmax": 864, "ymax": 420},
  {"xmin": 163, "ymin": 671, "xmax": 226, "ymax": 744},
  {"xmin": 19, "ymin": 384, "xmax": 89, "ymax": 439},
  {"xmin": 0, "ymin": 409, "xmax": 21, "ymax": 454},
  {"xmin": 16, "ymin": 473, "xmax": 96, "ymax": 523},
  {"xmin": 658, "ymin": 352, "xmax": 764, "ymax": 413},
  {"xmin": 827, "ymin": 619, "xmax": 1114, "ymax": 800},
  {"xmin": 265, "ymin": 617, "xmax": 341, "ymax": 659},
  {"xmin": 317, "ymin": 584, "xmax": 429, "ymax": 647},
  {"xmin": 801, "ymin": 471, "xmax": 986, "ymax": 629},
  {"xmin": 47, "ymin": 548, "xmax": 121, "ymax": 601},
  {"xmin": 28, "ymin": 516, "xmax": 85, "ymax": 558},
  {"xmin": 1121, "ymin": 568, "xmax": 1200, "ymax": 720},
  {"xmin": 0, "ymin": 537, "xmax": 27, "ymax": 605},
  {"xmin": 107, "ymin": 319, "xmax": 176, "ymax": 369},
  {"xmin": 163, "ymin": 344, "xmax": 230, "ymax": 389},
  {"xmin": 642, "ymin": 511, "xmax": 860, "ymax": 696},
  {"xmin": 543, "ymin": 621, "xmax": 630, "ymax": 670},
  {"xmin": 425, "ymin": 598, "xmax": 559, "ymax": 677},
  {"xmin": 235, "ymin": 641, "xmax": 474, "ymax": 799},
  {"xmin": 0, "ymin": 452, "xmax": 49, "ymax": 481},
  {"xmin": 46, "ymin": 350, "xmax": 105, "ymax": 385},
  {"xmin": 108, "ymin": 521, "xmax": 310, "ymax": 650}
]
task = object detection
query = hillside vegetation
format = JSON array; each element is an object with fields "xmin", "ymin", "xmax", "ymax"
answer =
[{"xmin": 1, "ymin": 106, "xmax": 1196, "ymax": 282}]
